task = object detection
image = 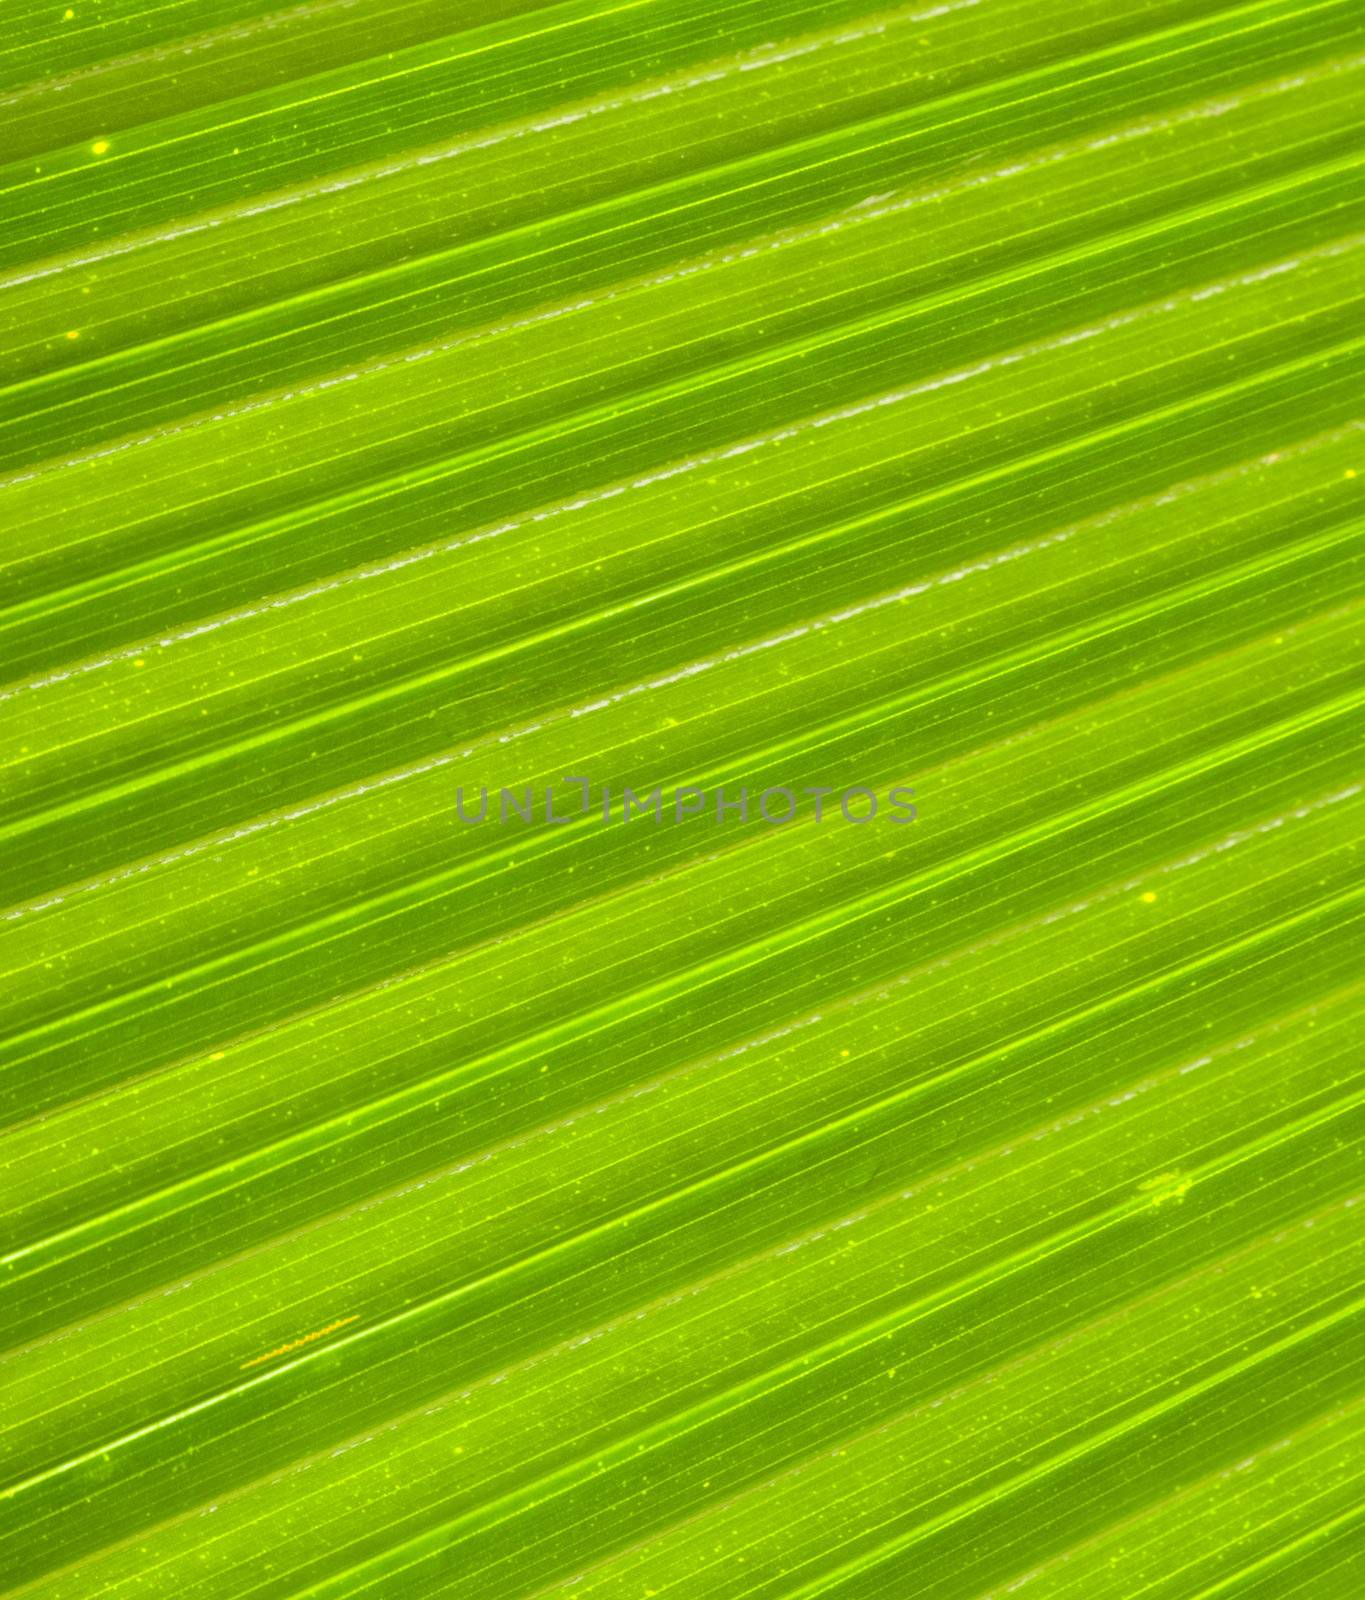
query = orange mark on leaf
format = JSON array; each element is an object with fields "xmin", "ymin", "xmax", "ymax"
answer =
[{"xmin": 241, "ymin": 1315, "xmax": 357, "ymax": 1370}]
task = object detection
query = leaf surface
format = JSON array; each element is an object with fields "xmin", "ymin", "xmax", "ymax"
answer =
[{"xmin": 0, "ymin": 0, "xmax": 1362, "ymax": 1595}]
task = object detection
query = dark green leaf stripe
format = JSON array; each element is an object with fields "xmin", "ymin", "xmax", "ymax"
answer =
[{"xmin": 0, "ymin": 0, "xmax": 1361, "ymax": 1594}]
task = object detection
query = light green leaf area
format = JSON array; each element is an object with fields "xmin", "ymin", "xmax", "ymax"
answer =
[{"xmin": 0, "ymin": 0, "xmax": 1361, "ymax": 1593}]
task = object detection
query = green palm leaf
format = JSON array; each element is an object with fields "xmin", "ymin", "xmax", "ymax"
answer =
[{"xmin": 1, "ymin": 0, "xmax": 1361, "ymax": 1594}]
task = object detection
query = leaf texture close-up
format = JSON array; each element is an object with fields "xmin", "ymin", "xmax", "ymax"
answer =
[{"xmin": 1, "ymin": 0, "xmax": 1362, "ymax": 1594}]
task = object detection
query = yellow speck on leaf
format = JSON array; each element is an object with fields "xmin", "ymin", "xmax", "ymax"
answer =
[
  {"xmin": 63, "ymin": 7, "xmax": 74, "ymax": 17},
  {"xmin": 1140, "ymin": 891, "xmax": 1157, "ymax": 904},
  {"xmin": 241, "ymin": 1315, "xmax": 358, "ymax": 1370},
  {"xmin": 65, "ymin": 330, "xmax": 79, "ymax": 340},
  {"xmin": 1346, "ymin": 468, "xmax": 1357, "ymax": 479},
  {"xmin": 91, "ymin": 139, "xmax": 110, "ymax": 155},
  {"xmin": 133, "ymin": 658, "xmax": 145, "ymax": 668},
  {"xmin": 1140, "ymin": 1171, "xmax": 1193, "ymax": 1207}
]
